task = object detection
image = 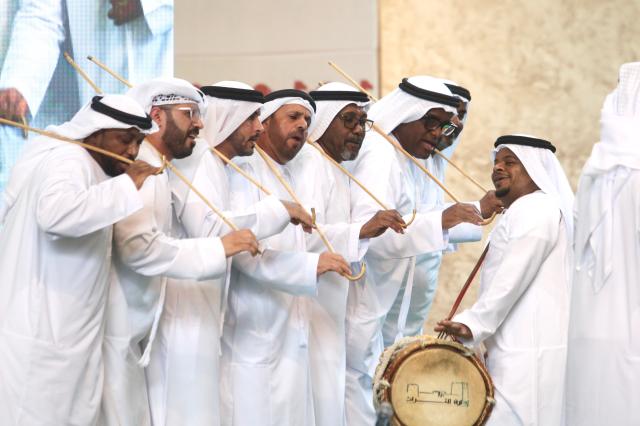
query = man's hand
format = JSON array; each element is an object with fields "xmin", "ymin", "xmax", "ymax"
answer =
[
  {"xmin": 108, "ymin": 0, "xmax": 143, "ymax": 25},
  {"xmin": 281, "ymin": 200, "xmax": 313, "ymax": 233},
  {"xmin": 434, "ymin": 320, "xmax": 473, "ymax": 340},
  {"xmin": 441, "ymin": 203, "xmax": 483, "ymax": 229},
  {"xmin": 479, "ymin": 190, "xmax": 504, "ymax": 218},
  {"xmin": 0, "ymin": 88, "xmax": 29, "ymax": 121},
  {"xmin": 221, "ymin": 229, "xmax": 259, "ymax": 257},
  {"xmin": 125, "ymin": 160, "xmax": 162, "ymax": 189},
  {"xmin": 316, "ymin": 252, "xmax": 352, "ymax": 277},
  {"xmin": 359, "ymin": 209, "xmax": 406, "ymax": 239}
]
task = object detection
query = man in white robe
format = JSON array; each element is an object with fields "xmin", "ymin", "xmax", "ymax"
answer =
[
  {"xmin": 0, "ymin": 94, "xmax": 159, "ymax": 425},
  {"xmin": 437, "ymin": 134, "xmax": 574, "ymax": 426},
  {"xmin": 220, "ymin": 89, "xmax": 352, "ymax": 426},
  {"xmin": 566, "ymin": 62, "xmax": 640, "ymax": 426},
  {"xmin": 101, "ymin": 78, "xmax": 262, "ymax": 426},
  {"xmin": 288, "ymin": 82, "xmax": 407, "ymax": 426},
  {"xmin": 146, "ymin": 82, "xmax": 313, "ymax": 426},
  {"xmin": 345, "ymin": 76, "xmax": 489, "ymax": 425},
  {"xmin": 384, "ymin": 81, "xmax": 501, "ymax": 344}
]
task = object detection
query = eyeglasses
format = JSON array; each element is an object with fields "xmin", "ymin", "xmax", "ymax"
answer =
[
  {"xmin": 421, "ymin": 114, "xmax": 458, "ymax": 137},
  {"xmin": 337, "ymin": 113, "xmax": 374, "ymax": 132},
  {"xmin": 161, "ymin": 105, "xmax": 201, "ymax": 122}
]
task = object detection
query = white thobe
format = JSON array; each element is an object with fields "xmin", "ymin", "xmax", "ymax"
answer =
[
  {"xmin": 220, "ymin": 151, "xmax": 320, "ymax": 426},
  {"xmin": 0, "ymin": 143, "xmax": 142, "ymax": 426},
  {"xmin": 345, "ymin": 131, "xmax": 449, "ymax": 425},
  {"xmin": 289, "ymin": 144, "xmax": 367, "ymax": 426},
  {"xmin": 454, "ymin": 191, "xmax": 569, "ymax": 426},
  {"xmin": 565, "ymin": 168, "xmax": 640, "ymax": 426},
  {"xmin": 101, "ymin": 141, "xmax": 228, "ymax": 426},
  {"xmin": 146, "ymin": 141, "xmax": 290, "ymax": 426},
  {"xmin": 383, "ymin": 153, "xmax": 482, "ymax": 345}
]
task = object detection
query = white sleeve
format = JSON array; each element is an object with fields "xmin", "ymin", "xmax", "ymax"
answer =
[
  {"xmin": 0, "ymin": 0, "xmax": 65, "ymax": 117},
  {"xmin": 453, "ymin": 207, "xmax": 560, "ymax": 346},
  {"xmin": 35, "ymin": 153, "xmax": 142, "ymax": 237},
  {"xmin": 140, "ymin": 0, "xmax": 173, "ymax": 35},
  {"xmin": 232, "ymin": 248, "xmax": 319, "ymax": 296},
  {"xmin": 114, "ymin": 175, "xmax": 227, "ymax": 280}
]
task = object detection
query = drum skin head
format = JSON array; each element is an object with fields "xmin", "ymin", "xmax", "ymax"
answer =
[{"xmin": 375, "ymin": 337, "xmax": 494, "ymax": 426}]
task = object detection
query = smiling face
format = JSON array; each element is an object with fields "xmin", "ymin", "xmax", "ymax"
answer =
[
  {"xmin": 491, "ymin": 147, "xmax": 540, "ymax": 208},
  {"xmin": 317, "ymin": 104, "xmax": 367, "ymax": 162},
  {"xmin": 262, "ymin": 104, "xmax": 312, "ymax": 164},
  {"xmin": 392, "ymin": 107, "xmax": 454, "ymax": 159}
]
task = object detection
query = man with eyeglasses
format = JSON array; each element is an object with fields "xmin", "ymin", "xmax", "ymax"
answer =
[
  {"xmin": 100, "ymin": 78, "xmax": 263, "ymax": 426},
  {"xmin": 283, "ymin": 82, "xmax": 407, "ymax": 426},
  {"xmin": 344, "ymin": 76, "xmax": 501, "ymax": 425},
  {"xmin": 382, "ymin": 81, "xmax": 502, "ymax": 347}
]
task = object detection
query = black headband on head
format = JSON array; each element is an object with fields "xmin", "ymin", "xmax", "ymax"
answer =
[
  {"xmin": 494, "ymin": 135, "xmax": 557, "ymax": 153},
  {"xmin": 264, "ymin": 89, "xmax": 316, "ymax": 112},
  {"xmin": 200, "ymin": 86, "xmax": 265, "ymax": 103},
  {"xmin": 398, "ymin": 78, "xmax": 460, "ymax": 108},
  {"xmin": 91, "ymin": 96, "xmax": 152, "ymax": 130},
  {"xmin": 309, "ymin": 90, "xmax": 370, "ymax": 103},
  {"xmin": 444, "ymin": 83, "xmax": 471, "ymax": 102}
]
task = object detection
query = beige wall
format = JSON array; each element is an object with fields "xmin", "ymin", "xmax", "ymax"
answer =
[{"xmin": 378, "ymin": 0, "xmax": 640, "ymax": 332}]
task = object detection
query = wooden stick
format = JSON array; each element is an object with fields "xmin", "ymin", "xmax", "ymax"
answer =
[
  {"xmin": 306, "ymin": 139, "xmax": 417, "ymax": 227},
  {"xmin": 64, "ymin": 52, "xmax": 103, "ymax": 94},
  {"xmin": 434, "ymin": 148, "xmax": 488, "ymax": 193},
  {"xmin": 372, "ymin": 123, "xmax": 460, "ymax": 202},
  {"xmin": 20, "ymin": 115, "xmax": 28, "ymax": 139},
  {"xmin": 87, "ymin": 55, "xmax": 133, "ymax": 88},
  {"xmin": 211, "ymin": 148, "xmax": 272, "ymax": 196},
  {"xmin": 0, "ymin": 117, "xmax": 132, "ymax": 164},
  {"xmin": 255, "ymin": 145, "xmax": 365, "ymax": 281},
  {"xmin": 328, "ymin": 61, "xmax": 494, "ymax": 199},
  {"xmin": 328, "ymin": 61, "xmax": 379, "ymax": 101}
]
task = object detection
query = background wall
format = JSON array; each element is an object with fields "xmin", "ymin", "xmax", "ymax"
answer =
[{"xmin": 377, "ymin": 0, "xmax": 640, "ymax": 331}]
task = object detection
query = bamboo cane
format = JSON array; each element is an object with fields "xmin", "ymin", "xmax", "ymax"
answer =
[
  {"xmin": 64, "ymin": 52, "xmax": 103, "ymax": 94},
  {"xmin": 87, "ymin": 55, "xmax": 134, "ymax": 88}
]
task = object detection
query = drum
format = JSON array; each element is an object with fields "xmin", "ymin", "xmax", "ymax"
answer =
[{"xmin": 373, "ymin": 335, "xmax": 494, "ymax": 426}]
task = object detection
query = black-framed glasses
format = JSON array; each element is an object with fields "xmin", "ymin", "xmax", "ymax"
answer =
[
  {"xmin": 338, "ymin": 112, "xmax": 374, "ymax": 132},
  {"xmin": 421, "ymin": 114, "xmax": 458, "ymax": 137}
]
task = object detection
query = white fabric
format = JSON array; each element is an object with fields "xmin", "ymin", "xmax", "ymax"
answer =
[
  {"xmin": 566, "ymin": 62, "xmax": 640, "ymax": 426},
  {"xmin": 220, "ymin": 151, "xmax": 320, "ymax": 426},
  {"xmin": 307, "ymin": 81, "xmax": 370, "ymax": 141},
  {"xmin": 494, "ymin": 142, "xmax": 575, "ymax": 241},
  {"xmin": 145, "ymin": 139, "xmax": 290, "ymax": 426},
  {"xmin": 454, "ymin": 191, "xmax": 570, "ymax": 426},
  {"xmin": 201, "ymin": 81, "xmax": 263, "ymax": 147},
  {"xmin": 259, "ymin": 96, "xmax": 315, "ymax": 123},
  {"xmin": 346, "ymin": 135, "xmax": 450, "ymax": 425},
  {"xmin": 0, "ymin": 141, "xmax": 143, "ymax": 425},
  {"xmin": 1, "ymin": 94, "xmax": 149, "ymax": 223},
  {"xmin": 127, "ymin": 77, "xmax": 206, "ymax": 133},
  {"xmin": 366, "ymin": 75, "xmax": 457, "ymax": 134},
  {"xmin": 100, "ymin": 141, "xmax": 228, "ymax": 426},
  {"xmin": 288, "ymin": 143, "xmax": 367, "ymax": 426}
]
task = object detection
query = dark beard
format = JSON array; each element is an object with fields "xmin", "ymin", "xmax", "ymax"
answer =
[
  {"xmin": 164, "ymin": 114, "xmax": 194, "ymax": 159},
  {"xmin": 495, "ymin": 187, "xmax": 509, "ymax": 198}
]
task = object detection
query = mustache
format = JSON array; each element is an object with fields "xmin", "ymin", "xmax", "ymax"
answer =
[{"xmin": 187, "ymin": 127, "xmax": 200, "ymax": 138}]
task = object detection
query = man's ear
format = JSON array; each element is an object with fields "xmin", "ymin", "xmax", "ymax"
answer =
[{"xmin": 149, "ymin": 106, "xmax": 164, "ymax": 126}]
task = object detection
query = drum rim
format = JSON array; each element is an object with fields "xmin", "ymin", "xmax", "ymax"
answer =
[{"xmin": 377, "ymin": 338, "xmax": 495, "ymax": 426}]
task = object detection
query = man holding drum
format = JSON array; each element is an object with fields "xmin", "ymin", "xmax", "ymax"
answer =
[{"xmin": 436, "ymin": 135, "xmax": 574, "ymax": 426}]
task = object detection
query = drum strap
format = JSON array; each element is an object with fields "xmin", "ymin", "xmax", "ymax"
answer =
[{"xmin": 445, "ymin": 243, "xmax": 490, "ymax": 321}]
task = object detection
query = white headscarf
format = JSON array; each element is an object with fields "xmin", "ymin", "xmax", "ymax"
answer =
[
  {"xmin": 1, "ymin": 94, "xmax": 151, "ymax": 222},
  {"xmin": 575, "ymin": 62, "xmax": 640, "ymax": 291},
  {"xmin": 201, "ymin": 81, "xmax": 264, "ymax": 147},
  {"xmin": 493, "ymin": 137, "xmax": 575, "ymax": 240},
  {"xmin": 367, "ymin": 75, "xmax": 458, "ymax": 134},
  {"xmin": 259, "ymin": 91, "xmax": 316, "ymax": 123},
  {"xmin": 307, "ymin": 81, "xmax": 371, "ymax": 141},
  {"xmin": 127, "ymin": 77, "xmax": 206, "ymax": 133}
]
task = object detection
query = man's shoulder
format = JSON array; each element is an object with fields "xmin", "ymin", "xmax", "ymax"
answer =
[{"xmin": 506, "ymin": 191, "xmax": 562, "ymax": 230}]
